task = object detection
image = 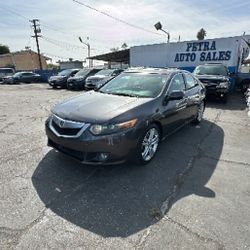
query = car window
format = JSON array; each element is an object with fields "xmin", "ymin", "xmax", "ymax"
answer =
[
  {"xmin": 168, "ymin": 74, "xmax": 186, "ymax": 93},
  {"xmin": 99, "ymin": 73, "xmax": 167, "ymax": 98},
  {"xmin": 92, "ymin": 69, "xmax": 100, "ymax": 74},
  {"xmin": 185, "ymin": 73, "xmax": 197, "ymax": 89},
  {"xmin": 0, "ymin": 68, "xmax": 14, "ymax": 74},
  {"xmin": 193, "ymin": 65, "xmax": 228, "ymax": 76}
]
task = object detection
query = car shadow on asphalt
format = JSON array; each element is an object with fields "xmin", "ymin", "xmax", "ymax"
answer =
[
  {"xmin": 206, "ymin": 92, "xmax": 246, "ymax": 111},
  {"xmin": 32, "ymin": 120, "xmax": 224, "ymax": 237}
]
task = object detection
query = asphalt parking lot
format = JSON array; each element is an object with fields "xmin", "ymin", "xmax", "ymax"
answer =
[{"xmin": 0, "ymin": 83, "xmax": 250, "ymax": 250}]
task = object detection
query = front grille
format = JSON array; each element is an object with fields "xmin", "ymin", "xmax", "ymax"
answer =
[
  {"xmin": 200, "ymin": 79, "xmax": 220, "ymax": 84},
  {"xmin": 49, "ymin": 114, "xmax": 89, "ymax": 138},
  {"xmin": 52, "ymin": 120, "xmax": 81, "ymax": 136}
]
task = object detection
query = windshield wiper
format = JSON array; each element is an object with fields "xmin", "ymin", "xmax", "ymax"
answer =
[{"xmin": 111, "ymin": 92, "xmax": 140, "ymax": 97}]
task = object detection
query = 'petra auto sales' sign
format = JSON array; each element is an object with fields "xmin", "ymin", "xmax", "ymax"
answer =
[
  {"xmin": 130, "ymin": 36, "xmax": 250, "ymax": 69},
  {"xmin": 174, "ymin": 41, "xmax": 231, "ymax": 62}
]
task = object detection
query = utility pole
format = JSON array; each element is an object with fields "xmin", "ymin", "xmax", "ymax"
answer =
[
  {"xmin": 30, "ymin": 19, "xmax": 42, "ymax": 70},
  {"xmin": 79, "ymin": 36, "xmax": 91, "ymax": 67}
]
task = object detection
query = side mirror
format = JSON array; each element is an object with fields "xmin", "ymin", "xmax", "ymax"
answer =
[
  {"xmin": 168, "ymin": 90, "xmax": 185, "ymax": 100},
  {"xmin": 163, "ymin": 90, "xmax": 184, "ymax": 105}
]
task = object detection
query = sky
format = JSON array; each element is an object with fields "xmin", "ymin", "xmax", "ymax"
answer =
[{"xmin": 1, "ymin": 0, "xmax": 250, "ymax": 64}]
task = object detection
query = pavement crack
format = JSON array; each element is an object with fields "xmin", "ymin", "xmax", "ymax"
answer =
[
  {"xmin": 164, "ymin": 216, "xmax": 226, "ymax": 250},
  {"xmin": 135, "ymin": 228, "xmax": 151, "ymax": 250},
  {"xmin": 0, "ymin": 208, "xmax": 47, "ymax": 249},
  {"xmin": 203, "ymin": 155, "xmax": 250, "ymax": 167}
]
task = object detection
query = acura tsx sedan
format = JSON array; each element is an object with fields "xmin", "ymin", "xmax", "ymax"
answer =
[{"xmin": 45, "ymin": 68, "xmax": 206, "ymax": 165}]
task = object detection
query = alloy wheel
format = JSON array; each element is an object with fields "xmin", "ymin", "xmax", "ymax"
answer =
[{"xmin": 141, "ymin": 127, "xmax": 160, "ymax": 161}]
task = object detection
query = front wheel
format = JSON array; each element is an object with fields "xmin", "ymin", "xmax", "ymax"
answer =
[
  {"xmin": 221, "ymin": 93, "xmax": 228, "ymax": 103},
  {"xmin": 193, "ymin": 101, "xmax": 205, "ymax": 124},
  {"xmin": 135, "ymin": 124, "xmax": 160, "ymax": 165}
]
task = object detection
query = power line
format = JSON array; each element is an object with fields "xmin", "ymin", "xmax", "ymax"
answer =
[
  {"xmin": 42, "ymin": 36, "xmax": 86, "ymax": 50},
  {"xmin": 0, "ymin": 6, "xmax": 29, "ymax": 21},
  {"xmin": 72, "ymin": 0, "xmax": 163, "ymax": 36}
]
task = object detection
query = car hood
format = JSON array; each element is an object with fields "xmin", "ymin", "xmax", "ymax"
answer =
[
  {"xmin": 50, "ymin": 75, "xmax": 66, "ymax": 81},
  {"xmin": 52, "ymin": 91, "xmax": 151, "ymax": 123},
  {"xmin": 87, "ymin": 75, "xmax": 106, "ymax": 81},
  {"xmin": 68, "ymin": 76, "xmax": 86, "ymax": 80},
  {"xmin": 196, "ymin": 75, "xmax": 229, "ymax": 83}
]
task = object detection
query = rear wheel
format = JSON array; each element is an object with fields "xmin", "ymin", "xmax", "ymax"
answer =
[{"xmin": 135, "ymin": 124, "xmax": 160, "ymax": 165}]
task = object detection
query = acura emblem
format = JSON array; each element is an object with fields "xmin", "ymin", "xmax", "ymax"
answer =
[{"xmin": 59, "ymin": 120, "xmax": 65, "ymax": 128}]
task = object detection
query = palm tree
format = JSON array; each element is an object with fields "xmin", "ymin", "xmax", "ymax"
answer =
[{"xmin": 197, "ymin": 28, "xmax": 207, "ymax": 40}]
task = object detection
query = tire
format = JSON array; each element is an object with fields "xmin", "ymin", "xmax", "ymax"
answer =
[
  {"xmin": 192, "ymin": 101, "xmax": 205, "ymax": 124},
  {"xmin": 135, "ymin": 124, "xmax": 160, "ymax": 165},
  {"xmin": 221, "ymin": 93, "xmax": 228, "ymax": 103}
]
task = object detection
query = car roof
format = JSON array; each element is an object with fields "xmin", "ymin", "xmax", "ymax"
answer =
[{"xmin": 124, "ymin": 67, "xmax": 186, "ymax": 75}]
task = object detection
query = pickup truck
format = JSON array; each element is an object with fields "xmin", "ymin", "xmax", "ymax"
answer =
[{"xmin": 193, "ymin": 63, "xmax": 230, "ymax": 102}]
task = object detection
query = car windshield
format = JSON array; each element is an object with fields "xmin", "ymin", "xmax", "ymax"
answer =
[
  {"xmin": 58, "ymin": 69, "xmax": 74, "ymax": 76},
  {"xmin": 95, "ymin": 69, "xmax": 114, "ymax": 76},
  {"xmin": 98, "ymin": 73, "xmax": 167, "ymax": 98},
  {"xmin": 193, "ymin": 65, "xmax": 228, "ymax": 76},
  {"xmin": 74, "ymin": 69, "xmax": 91, "ymax": 76},
  {"xmin": 13, "ymin": 72, "xmax": 23, "ymax": 77}
]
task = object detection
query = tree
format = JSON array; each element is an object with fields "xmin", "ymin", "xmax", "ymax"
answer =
[
  {"xmin": 0, "ymin": 44, "xmax": 10, "ymax": 54},
  {"xmin": 110, "ymin": 47, "xmax": 119, "ymax": 52},
  {"xmin": 197, "ymin": 28, "xmax": 207, "ymax": 40},
  {"xmin": 121, "ymin": 43, "xmax": 128, "ymax": 50}
]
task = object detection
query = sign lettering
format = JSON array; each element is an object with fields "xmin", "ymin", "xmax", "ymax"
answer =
[{"xmin": 174, "ymin": 41, "xmax": 231, "ymax": 62}]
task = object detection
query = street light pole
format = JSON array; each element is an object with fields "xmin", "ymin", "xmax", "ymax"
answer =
[
  {"xmin": 154, "ymin": 22, "xmax": 170, "ymax": 43},
  {"xmin": 79, "ymin": 37, "xmax": 91, "ymax": 67}
]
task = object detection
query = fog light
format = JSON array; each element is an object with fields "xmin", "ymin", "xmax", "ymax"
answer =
[{"xmin": 98, "ymin": 153, "xmax": 109, "ymax": 161}]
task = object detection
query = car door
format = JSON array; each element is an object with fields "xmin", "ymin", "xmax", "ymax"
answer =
[
  {"xmin": 20, "ymin": 73, "xmax": 28, "ymax": 82},
  {"xmin": 183, "ymin": 72, "xmax": 201, "ymax": 120},
  {"xmin": 160, "ymin": 73, "xmax": 188, "ymax": 135}
]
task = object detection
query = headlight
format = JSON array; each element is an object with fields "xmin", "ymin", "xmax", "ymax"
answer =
[
  {"xmin": 89, "ymin": 118, "xmax": 138, "ymax": 135},
  {"xmin": 218, "ymin": 82, "xmax": 229, "ymax": 88}
]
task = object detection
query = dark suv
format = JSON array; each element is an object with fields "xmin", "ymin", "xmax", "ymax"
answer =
[
  {"xmin": 67, "ymin": 68, "xmax": 101, "ymax": 90},
  {"xmin": 45, "ymin": 68, "xmax": 206, "ymax": 165},
  {"xmin": 48, "ymin": 69, "xmax": 80, "ymax": 88},
  {"xmin": 193, "ymin": 64, "xmax": 230, "ymax": 102},
  {"xmin": 85, "ymin": 68, "xmax": 123, "ymax": 90}
]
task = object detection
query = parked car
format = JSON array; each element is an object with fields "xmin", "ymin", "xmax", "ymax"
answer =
[
  {"xmin": 48, "ymin": 69, "xmax": 80, "ymax": 88},
  {"xmin": 45, "ymin": 68, "xmax": 206, "ymax": 165},
  {"xmin": 67, "ymin": 68, "xmax": 101, "ymax": 90},
  {"xmin": 85, "ymin": 68, "xmax": 123, "ymax": 90},
  {"xmin": 0, "ymin": 68, "xmax": 15, "ymax": 82},
  {"xmin": 3, "ymin": 72, "xmax": 41, "ymax": 84},
  {"xmin": 193, "ymin": 63, "xmax": 230, "ymax": 102}
]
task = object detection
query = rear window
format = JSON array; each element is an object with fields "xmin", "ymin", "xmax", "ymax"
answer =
[
  {"xmin": 75, "ymin": 69, "xmax": 91, "ymax": 76},
  {"xmin": 0, "ymin": 68, "xmax": 14, "ymax": 74},
  {"xmin": 58, "ymin": 69, "xmax": 74, "ymax": 76}
]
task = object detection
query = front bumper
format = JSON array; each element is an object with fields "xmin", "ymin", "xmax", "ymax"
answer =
[
  {"xmin": 67, "ymin": 81, "xmax": 85, "ymax": 89},
  {"xmin": 204, "ymin": 85, "xmax": 229, "ymax": 96},
  {"xmin": 85, "ymin": 83, "xmax": 96, "ymax": 90},
  {"xmin": 45, "ymin": 119, "xmax": 139, "ymax": 165},
  {"xmin": 49, "ymin": 80, "xmax": 67, "ymax": 87}
]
